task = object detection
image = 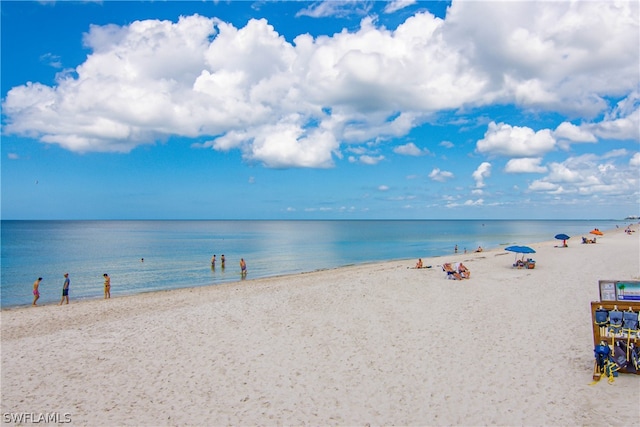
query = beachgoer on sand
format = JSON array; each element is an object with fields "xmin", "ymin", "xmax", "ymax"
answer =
[
  {"xmin": 103, "ymin": 273, "xmax": 111, "ymax": 299},
  {"xmin": 442, "ymin": 263, "xmax": 462, "ymax": 280},
  {"xmin": 456, "ymin": 262, "xmax": 471, "ymax": 279},
  {"xmin": 59, "ymin": 273, "xmax": 70, "ymax": 305},
  {"xmin": 32, "ymin": 277, "xmax": 42, "ymax": 306}
]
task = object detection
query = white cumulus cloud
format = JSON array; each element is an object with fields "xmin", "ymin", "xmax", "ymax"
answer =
[
  {"xmin": 428, "ymin": 168, "xmax": 454, "ymax": 182},
  {"xmin": 504, "ymin": 157, "xmax": 547, "ymax": 174},
  {"xmin": 472, "ymin": 162, "xmax": 492, "ymax": 188},
  {"xmin": 2, "ymin": 1, "xmax": 639, "ymax": 170},
  {"xmin": 528, "ymin": 153, "xmax": 639, "ymax": 196},
  {"xmin": 394, "ymin": 142, "xmax": 429, "ymax": 156},
  {"xmin": 476, "ymin": 122, "xmax": 556, "ymax": 157}
]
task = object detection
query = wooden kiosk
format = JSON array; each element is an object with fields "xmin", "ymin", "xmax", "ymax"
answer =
[{"xmin": 590, "ymin": 280, "xmax": 640, "ymax": 380}]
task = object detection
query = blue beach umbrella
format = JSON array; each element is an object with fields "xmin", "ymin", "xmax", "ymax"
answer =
[
  {"xmin": 555, "ymin": 233, "xmax": 571, "ymax": 241},
  {"xmin": 505, "ymin": 245, "xmax": 536, "ymax": 262},
  {"xmin": 505, "ymin": 245, "xmax": 536, "ymax": 254}
]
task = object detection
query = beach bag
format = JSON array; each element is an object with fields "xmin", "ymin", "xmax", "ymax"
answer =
[
  {"xmin": 594, "ymin": 307, "xmax": 609, "ymax": 326},
  {"xmin": 632, "ymin": 345, "xmax": 640, "ymax": 371},
  {"xmin": 594, "ymin": 343, "xmax": 610, "ymax": 371},
  {"xmin": 622, "ymin": 310, "xmax": 638, "ymax": 333},
  {"xmin": 603, "ymin": 359, "xmax": 620, "ymax": 383},
  {"xmin": 612, "ymin": 341, "xmax": 628, "ymax": 370},
  {"xmin": 616, "ymin": 341, "xmax": 638, "ymax": 374},
  {"xmin": 608, "ymin": 309, "xmax": 623, "ymax": 334}
]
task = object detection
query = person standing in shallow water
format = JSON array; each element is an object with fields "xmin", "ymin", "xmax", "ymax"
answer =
[
  {"xmin": 32, "ymin": 277, "xmax": 42, "ymax": 306},
  {"xmin": 240, "ymin": 258, "xmax": 247, "ymax": 277},
  {"xmin": 59, "ymin": 273, "xmax": 70, "ymax": 305},
  {"xmin": 221, "ymin": 254, "xmax": 225, "ymax": 269},
  {"xmin": 103, "ymin": 273, "xmax": 111, "ymax": 299}
]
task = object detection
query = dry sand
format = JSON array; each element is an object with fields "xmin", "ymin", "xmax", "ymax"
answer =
[{"xmin": 2, "ymin": 225, "xmax": 639, "ymax": 426}]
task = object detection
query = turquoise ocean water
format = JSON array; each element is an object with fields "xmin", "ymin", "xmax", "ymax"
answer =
[{"xmin": 0, "ymin": 220, "xmax": 626, "ymax": 308}]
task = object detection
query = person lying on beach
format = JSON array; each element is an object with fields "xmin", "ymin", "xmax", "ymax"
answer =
[{"xmin": 442, "ymin": 263, "xmax": 462, "ymax": 280}]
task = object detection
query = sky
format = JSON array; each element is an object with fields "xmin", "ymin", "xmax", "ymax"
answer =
[{"xmin": 1, "ymin": 0, "xmax": 639, "ymax": 220}]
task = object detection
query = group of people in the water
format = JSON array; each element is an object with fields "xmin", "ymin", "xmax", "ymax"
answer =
[
  {"xmin": 211, "ymin": 254, "xmax": 247, "ymax": 277},
  {"xmin": 453, "ymin": 245, "xmax": 483, "ymax": 254}
]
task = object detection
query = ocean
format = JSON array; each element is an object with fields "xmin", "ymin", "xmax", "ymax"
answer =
[{"xmin": 0, "ymin": 219, "xmax": 627, "ymax": 308}]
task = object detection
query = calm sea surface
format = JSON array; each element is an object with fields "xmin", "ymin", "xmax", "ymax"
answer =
[{"xmin": 0, "ymin": 220, "xmax": 625, "ymax": 308}]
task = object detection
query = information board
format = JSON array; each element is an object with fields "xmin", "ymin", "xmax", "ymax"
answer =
[{"xmin": 599, "ymin": 280, "xmax": 640, "ymax": 302}]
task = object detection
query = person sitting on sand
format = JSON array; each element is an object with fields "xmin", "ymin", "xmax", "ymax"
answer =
[
  {"xmin": 456, "ymin": 262, "xmax": 470, "ymax": 279},
  {"xmin": 475, "ymin": 246, "xmax": 483, "ymax": 252},
  {"xmin": 443, "ymin": 263, "xmax": 462, "ymax": 280},
  {"xmin": 415, "ymin": 258, "xmax": 423, "ymax": 269}
]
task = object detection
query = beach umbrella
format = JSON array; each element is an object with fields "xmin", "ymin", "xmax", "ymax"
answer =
[
  {"xmin": 505, "ymin": 245, "xmax": 536, "ymax": 262},
  {"xmin": 555, "ymin": 233, "xmax": 570, "ymax": 241},
  {"xmin": 590, "ymin": 229, "xmax": 603, "ymax": 236},
  {"xmin": 505, "ymin": 245, "xmax": 536, "ymax": 254}
]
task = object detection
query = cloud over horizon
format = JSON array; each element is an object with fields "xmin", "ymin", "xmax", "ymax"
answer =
[
  {"xmin": 1, "ymin": 0, "xmax": 638, "ymax": 219},
  {"xmin": 3, "ymin": 2, "xmax": 638, "ymax": 166}
]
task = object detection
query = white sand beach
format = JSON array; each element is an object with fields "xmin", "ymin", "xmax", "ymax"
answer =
[{"xmin": 2, "ymin": 225, "xmax": 639, "ymax": 426}]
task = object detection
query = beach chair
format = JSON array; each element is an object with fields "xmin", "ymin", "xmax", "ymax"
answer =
[{"xmin": 442, "ymin": 263, "xmax": 461, "ymax": 280}]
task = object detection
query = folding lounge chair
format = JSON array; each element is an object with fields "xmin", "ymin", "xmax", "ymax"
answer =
[{"xmin": 442, "ymin": 263, "xmax": 461, "ymax": 280}]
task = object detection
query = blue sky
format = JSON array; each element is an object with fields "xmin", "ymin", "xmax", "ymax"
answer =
[{"xmin": 1, "ymin": 0, "xmax": 639, "ymax": 220}]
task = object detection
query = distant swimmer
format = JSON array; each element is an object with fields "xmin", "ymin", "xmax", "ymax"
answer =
[{"xmin": 211, "ymin": 254, "xmax": 216, "ymax": 269}]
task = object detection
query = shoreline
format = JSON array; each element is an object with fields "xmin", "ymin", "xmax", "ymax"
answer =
[
  {"xmin": 2, "ymin": 225, "xmax": 639, "ymax": 425},
  {"xmin": 2, "ymin": 224, "xmax": 630, "ymax": 312}
]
